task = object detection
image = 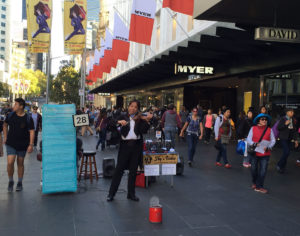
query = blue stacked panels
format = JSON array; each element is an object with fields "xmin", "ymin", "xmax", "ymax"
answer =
[{"xmin": 42, "ymin": 104, "xmax": 77, "ymax": 194}]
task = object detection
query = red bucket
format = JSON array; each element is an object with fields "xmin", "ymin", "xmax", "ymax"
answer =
[{"xmin": 149, "ymin": 206, "xmax": 162, "ymax": 223}]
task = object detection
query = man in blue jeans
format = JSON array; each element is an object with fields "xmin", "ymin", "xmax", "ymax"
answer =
[
  {"xmin": 161, "ymin": 104, "xmax": 181, "ymax": 148},
  {"xmin": 276, "ymin": 108, "xmax": 298, "ymax": 173},
  {"xmin": 3, "ymin": 98, "xmax": 35, "ymax": 192}
]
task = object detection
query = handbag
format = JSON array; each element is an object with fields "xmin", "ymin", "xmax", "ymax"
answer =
[
  {"xmin": 37, "ymin": 153, "xmax": 42, "ymax": 162},
  {"xmin": 248, "ymin": 127, "xmax": 268, "ymax": 155}
]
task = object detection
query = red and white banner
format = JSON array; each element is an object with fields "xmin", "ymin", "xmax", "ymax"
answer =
[
  {"xmin": 129, "ymin": 0, "xmax": 156, "ymax": 45},
  {"xmin": 102, "ymin": 29, "xmax": 114, "ymax": 73},
  {"xmin": 163, "ymin": 0, "xmax": 194, "ymax": 16},
  {"xmin": 113, "ymin": 12, "xmax": 130, "ymax": 62}
]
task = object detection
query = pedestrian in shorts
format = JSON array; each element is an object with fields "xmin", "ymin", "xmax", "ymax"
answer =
[{"xmin": 3, "ymin": 98, "xmax": 35, "ymax": 192}]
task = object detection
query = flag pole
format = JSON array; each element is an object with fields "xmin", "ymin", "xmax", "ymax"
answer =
[
  {"xmin": 80, "ymin": 48, "xmax": 86, "ymax": 108},
  {"xmin": 46, "ymin": 51, "xmax": 51, "ymax": 104}
]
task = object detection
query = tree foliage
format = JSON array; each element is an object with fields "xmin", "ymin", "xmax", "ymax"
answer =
[
  {"xmin": 50, "ymin": 65, "xmax": 80, "ymax": 105},
  {"xmin": 10, "ymin": 69, "xmax": 47, "ymax": 96},
  {"xmin": 0, "ymin": 82, "xmax": 9, "ymax": 97}
]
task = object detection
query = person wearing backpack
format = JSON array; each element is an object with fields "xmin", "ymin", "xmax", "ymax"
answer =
[
  {"xmin": 3, "ymin": 98, "xmax": 35, "ymax": 192},
  {"xmin": 246, "ymin": 113, "xmax": 276, "ymax": 194},
  {"xmin": 180, "ymin": 107, "xmax": 204, "ymax": 166},
  {"xmin": 214, "ymin": 107, "xmax": 232, "ymax": 168},
  {"xmin": 276, "ymin": 108, "xmax": 299, "ymax": 173}
]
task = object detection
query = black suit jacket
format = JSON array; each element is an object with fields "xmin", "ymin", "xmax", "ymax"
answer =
[{"xmin": 118, "ymin": 114, "xmax": 150, "ymax": 139}]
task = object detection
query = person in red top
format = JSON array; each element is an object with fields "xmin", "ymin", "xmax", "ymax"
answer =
[{"xmin": 247, "ymin": 113, "xmax": 276, "ymax": 194}]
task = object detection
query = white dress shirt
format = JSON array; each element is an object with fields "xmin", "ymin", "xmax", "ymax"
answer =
[{"xmin": 122, "ymin": 117, "xmax": 139, "ymax": 140}]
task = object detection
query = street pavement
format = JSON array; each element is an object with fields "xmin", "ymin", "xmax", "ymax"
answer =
[{"xmin": 0, "ymin": 131, "xmax": 300, "ymax": 236}]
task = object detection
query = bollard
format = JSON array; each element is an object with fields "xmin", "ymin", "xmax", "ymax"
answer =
[{"xmin": 149, "ymin": 196, "xmax": 162, "ymax": 224}]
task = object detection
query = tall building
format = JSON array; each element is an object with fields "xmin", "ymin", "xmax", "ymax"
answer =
[{"xmin": 0, "ymin": 0, "xmax": 11, "ymax": 83}]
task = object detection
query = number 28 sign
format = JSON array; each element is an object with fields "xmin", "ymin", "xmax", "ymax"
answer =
[{"xmin": 73, "ymin": 114, "xmax": 90, "ymax": 127}]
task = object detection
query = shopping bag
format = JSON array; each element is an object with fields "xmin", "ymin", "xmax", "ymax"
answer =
[{"xmin": 236, "ymin": 140, "xmax": 246, "ymax": 156}]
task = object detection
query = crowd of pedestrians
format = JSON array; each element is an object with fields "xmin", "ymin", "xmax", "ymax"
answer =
[{"xmin": 1, "ymin": 98, "xmax": 299, "ymax": 197}]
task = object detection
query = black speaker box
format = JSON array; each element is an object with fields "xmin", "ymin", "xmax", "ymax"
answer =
[
  {"xmin": 176, "ymin": 156, "xmax": 184, "ymax": 176},
  {"xmin": 103, "ymin": 158, "xmax": 116, "ymax": 178}
]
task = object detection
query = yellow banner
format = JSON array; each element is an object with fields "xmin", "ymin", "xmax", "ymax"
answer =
[
  {"xmin": 143, "ymin": 154, "xmax": 179, "ymax": 165},
  {"xmin": 64, "ymin": 0, "xmax": 87, "ymax": 55},
  {"xmin": 26, "ymin": 0, "xmax": 52, "ymax": 53}
]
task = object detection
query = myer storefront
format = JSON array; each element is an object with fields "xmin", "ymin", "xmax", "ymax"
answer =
[{"xmin": 90, "ymin": 22, "xmax": 300, "ymax": 120}]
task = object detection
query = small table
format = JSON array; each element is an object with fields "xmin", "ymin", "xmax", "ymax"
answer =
[{"xmin": 143, "ymin": 152, "xmax": 179, "ymax": 187}]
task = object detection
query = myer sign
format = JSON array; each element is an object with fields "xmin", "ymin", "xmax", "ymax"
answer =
[
  {"xmin": 255, "ymin": 27, "xmax": 300, "ymax": 43},
  {"xmin": 175, "ymin": 64, "xmax": 214, "ymax": 75}
]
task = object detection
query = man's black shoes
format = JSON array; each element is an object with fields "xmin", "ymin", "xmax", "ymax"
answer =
[
  {"xmin": 127, "ymin": 195, "xmax": 139, "ymax": 202},
  {"xmin": 16, "ymin": 182, "xmax": 23, "ymax": 192},
  {"xmin": 7, "ymin": 181, "xmax": 14, "ymax": 193}
]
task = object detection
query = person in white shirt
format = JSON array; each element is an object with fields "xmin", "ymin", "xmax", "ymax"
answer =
[{"xmin": 107, "ymin": 100, "xmax": 153, "ymax": 202}]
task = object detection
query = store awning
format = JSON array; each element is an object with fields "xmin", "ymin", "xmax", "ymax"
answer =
[
  {"xmin": 90, "ymin": 25, "xmax": 300, "ymax": 94},
  {"xmin": 194, "ymin": 0, "xmax": 300, "ymax": 29}
]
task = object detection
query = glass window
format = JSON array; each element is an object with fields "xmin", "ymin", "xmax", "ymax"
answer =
[
  {"xmin": 1, "ymin": 39, "xmax": 4, "ymax": 43},
  {"xmin": 1, "ymin": 31, "xmax": 4, "ymax": 35},
  {"xmin": 1, "ymin": 22, "xmax": 5, "ymax": 27},
  {"xmin": 2, "ymin": 0, "xmax": 5, "ymax": 2},
  {"xmin": 0, "ymin": 47, "xmax": 4, "ymax": 51},
  {"xmin": 1, "ymin": 6, "xmax": 6, "ymax": 11},
  {"xmin": 1, "ymin": 14, "xmax": 5, "ymax": 19}
]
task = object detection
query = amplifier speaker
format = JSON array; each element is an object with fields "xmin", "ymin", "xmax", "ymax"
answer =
[
  {"xmin": 176, "ymin": 156, "xmax": 184, "ymax": 176},
  {"xmin": 103, "ymin": 158, "xmax": 116, "ymax": 178}
]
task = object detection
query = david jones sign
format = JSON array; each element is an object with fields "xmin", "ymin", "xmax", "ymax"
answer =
[
  {"xmin": 255, "ymin": 27, "xmax": 300, "ymax": 43},
  {"xmin": 175, "ymin": 64, "xmax": 214, "ymax": 75}
]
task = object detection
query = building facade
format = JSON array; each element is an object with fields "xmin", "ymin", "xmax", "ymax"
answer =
[{"xmin": 90, "ymin": 0, "xmax": 300, "ymax": 120}]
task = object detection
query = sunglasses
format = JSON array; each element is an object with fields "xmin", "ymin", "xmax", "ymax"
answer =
[
  {"xmin": 192, "ymin": 110, "xmax": 198, "ymax": 112},
  {"xmin": 260, "ymin": 118, "xmax": 267, "ymax": 121}
]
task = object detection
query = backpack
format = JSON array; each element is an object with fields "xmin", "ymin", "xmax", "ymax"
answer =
[
  {"xmin": 7, "ymin": 112, "xmax": 32, "ymax": 130},
  {"xmin": 272, "ymin": 119, "xmax": 280, "ymax": 139}
]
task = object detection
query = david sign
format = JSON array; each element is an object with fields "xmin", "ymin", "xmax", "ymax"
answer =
[
  {"xmin": 175, "ymin": 64, "xmax": 214, "ymax": 75},
  {"xmin": 255, "ymin": 27, "xmax": 300, "ymax": 43}
]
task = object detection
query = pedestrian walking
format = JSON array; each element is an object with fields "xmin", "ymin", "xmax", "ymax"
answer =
[
  {"xmin": 81, "ymin": 106, "xmax": 93, "ymax": 136},
  {"xmin": 236, "ymin": 110, "xmax": 253, "ymax": 167},
  {"xmin": 247, "ymin": 113, "xmax": 275, "ymax": 194},
  {"xmin": 107, "ymin": 100, "xmax": 152, "ymax": 202},
  {"xmin": 179, "ymin": 106, "xmax": 189, "ymax": 130},
  {"xmin": 180, "ymin": 107, "xmax": 203, "ymax": 166},
  {"xmin": 31, "ymin": 106, "xmax": 42, "ymax": 149},
  {"xmin": 203, "ymin": 109, "xmax": 215, "ymax": 144},
  {"xmin": 3, "ymin": 98, "xmax": 35, "ymax": 192},
  {"xmin": 95, "ymin": 109, "xmax": 108, "ymax": 151},
  {"xmin": 214, "ymin": 107, "xmax": 232, "ymax": 168},
  {"xmin": 161, "ymin": 104, "xmax": 181, "ymax": 148},
  {"xmin": 276, "ymin": 108, "xmax": 299, "ymax": 173}
]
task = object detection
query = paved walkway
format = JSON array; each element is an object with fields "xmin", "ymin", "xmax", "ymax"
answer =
[{"xmin": 0, "ymin": 132, "xmax": 300, "ymax": 236}]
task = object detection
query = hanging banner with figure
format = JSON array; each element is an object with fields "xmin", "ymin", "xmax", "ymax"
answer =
[
  {"xmin": 26, "ymin": 0, "xmax": 52, "ymax": 53},
  {"xmin": 129, "ymin": 0, "xmax": 156, "ymax": 45},
  {"xmin": 113, "ymin": 12, "xmax": 130, "ymax": 62},
  {"xmin": 64, "ymin": 0, "xmax": 87, "ymax": 55},
  {"xmin": 163, "ymin": 0, "xmax": 194, "ymax": 16}
]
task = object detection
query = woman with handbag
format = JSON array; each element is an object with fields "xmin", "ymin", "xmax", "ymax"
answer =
[
  {"xmin": 214, "ymin": 107, "xmax": 232, "ymax": 168},
  {"xmin": 95, "ymin": 109, "xmax": 108, "ymax": 151},
  {"xmin": 246, "ymin": 113, "xmax": 276, "ymax": 194}
]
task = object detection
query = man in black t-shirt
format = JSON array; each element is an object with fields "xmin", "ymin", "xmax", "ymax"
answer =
[{"xmin": 3, "ymin": 98, "xmax": 35, "ymax": 192}]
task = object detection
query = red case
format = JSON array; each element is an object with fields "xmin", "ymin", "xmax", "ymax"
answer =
[
  {"xmin": 135, "ymin": 172, "xmax": 145, "ymax": 188},
  {"xmin": 79, "ymin": 6, "xmax": 86, "ymax": 20},
  {"xmin": 43, "ymin": 4, "xmax": 51, "ymax": 18}
]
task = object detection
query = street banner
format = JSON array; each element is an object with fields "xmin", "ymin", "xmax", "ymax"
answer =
[
  {"xmin": 102, "ymin": 29, "xmax": 114, "ymax": 73},
  {"xmin": 64, "ymin": 0, "xmax": 87, "ymax": 55},
  {"xmin": 129, "ymin": 0, "xmax": 156, "ymax": 45},
  {"xmin": 113, "ymin": 12, "xmax": 130, "ymax": 62},
  {"xmin": 26, "ymin": 0, "xmax": 52, "ymax": 53},
  {"xmin": 163, "ymin": 0, "xmax": 194, "ymax": 16}
]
